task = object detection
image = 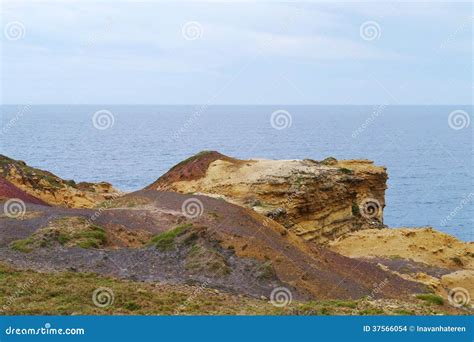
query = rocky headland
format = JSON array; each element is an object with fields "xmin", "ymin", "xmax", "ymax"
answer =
[{"xmin": 0, "ymin": 151, "xmax": 472, "ymax": 315}]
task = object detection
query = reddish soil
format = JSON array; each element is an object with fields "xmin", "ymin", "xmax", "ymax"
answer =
[
  {"xmin": 0, "ymin": 177, "xmax": 48, "ymax": 205},
  {"xmin": 147, "ymin": 151, "xmax": 238, "ymax": 190},
  {"xmin": 0, "ymin": 190, "xmax": 426, "ymax": 300}
]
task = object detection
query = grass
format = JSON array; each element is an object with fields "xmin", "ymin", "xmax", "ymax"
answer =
[
  {"xmin": 0, "ymin": 155, "xmax": 71, "ymax": 190},
  {"xmin": 256, "ymin": 261, "xmax": 275, "ymax": 279},
  {"xmin": 148, "ymin": 223, "xmax": 193, "ymax": 251},
  {"xmin": 450, "ymin": 256, "xmax": 463, "ymax": 266},
  {"xmin": 168, "ymin": 151, "xmax": 214, "ymax": 172},
  {"xmin": 321, "ymin": 157, "xmax": 337, "ymax": 165},
  {"xmin": 339, "ymin": 167, "xmax": 353, "ymax": 175},
  {"xmin": 0, "ymin": 263, "xmax": 461, "ymax": 316},
  {"xmin": 9, "ymin": 217, "xmax": 107, "ymax": 252},
  {"xmin": 351, "ymin": 203, "xmax": 360, "ymax": 216},
  {"xmin": 393, "ymin": 309, "xmax": 415, "ymax": 315},
  {"xmin": 328, "ymin": 300, "xmax": 358, "ymax": 309},
  {"xmin": 10, "ymin": 237, "xmax": 35, "ymax": 253},
  {"xmin": 416, "ymin": 294, "xmax": 444, "ymax": 306},
  {"xmin": 358, "ymin": 308, "xmax": 385, "ymax": 315}
]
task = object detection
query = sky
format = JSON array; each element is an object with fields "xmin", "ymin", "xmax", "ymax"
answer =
[{"xmin": 1, "ymin": 0, "xmax": 472, "ymax": 105}]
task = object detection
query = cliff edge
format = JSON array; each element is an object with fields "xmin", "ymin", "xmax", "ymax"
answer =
[{"xmin": 147, "ymin": 151, "xmax": 388, "ymax": 243}]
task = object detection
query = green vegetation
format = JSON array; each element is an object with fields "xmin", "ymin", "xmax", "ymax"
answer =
[
  {"xmin": 10, "ymin": 237, "xmax": 35, "ymax": 253},
  {"xmin": 321, "ymin": 157, "xmax": 337, "ymax": 166},
  {"xmin": 351, "ymin": 202, "xmax": 360, "ymax": 216},
  {"xmin": 358, "ymin": 308, "xmax": 385, "ymax": 315},
  {"xmin": 328, "ymin": 300, "xmax": 357, "ymax": 309},
  {"xmin": 393, "ymin": 309, "xmax": 415, "ymax": 315},
  {"xmin": 0, "ymin": 155, "xmax": 69, "ymax": 189},
  {"xmin": 169, "ymin": 151, "xmax": 214, "ymax": 172},
  {"xmin": 339, "ymin": 167, "xmax": 353, "ymax": 175},
  {"xmin": 256, "ymin": 261, "xmax": 275, "ymax": 279},
  {"xmin": 9, "ymin": 217, "xmax": 107, "ymax": 252},
  {"xmin": 0, "ymin": 263, "xmax": 461, "ymax": 316},
  {"xmin": 416, "ymin": 294, "xmax": 444, "ymax": 306},
  {"xmin": 450, "ymin": 256, "xmax": 463, "ymax": 266},
  {"xmin": 123, "ymin": 301, "xmax": 142, "ymax": 311},
  {"xmin": 148, "ymin": 223, "xmax": 193, "ymax": 251}
]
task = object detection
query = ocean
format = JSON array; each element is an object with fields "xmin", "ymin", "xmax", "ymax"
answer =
[{"xmin": 1, "ymin": 105, "xmax": 472, "ymax": 241}]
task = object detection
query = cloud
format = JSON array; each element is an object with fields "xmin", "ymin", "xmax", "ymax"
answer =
[{"xmin": 1, "ymin": 0, "xmax": 471, "ymax": 104}]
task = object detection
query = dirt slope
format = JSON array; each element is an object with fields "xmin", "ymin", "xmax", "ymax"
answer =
[
  {"xmin": 0, "ymin": 191, "xmax": 426, "ymax": 300},
  {"xmin": 0, "ymin": 177, "xmax": 48, "ymax": 205}
]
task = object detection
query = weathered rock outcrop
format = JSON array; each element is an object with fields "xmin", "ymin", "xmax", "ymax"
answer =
[
  {"xmin": 0, "ymin": 155, "xmax": 121, "ymax": 208},
  {"xmin": 329, "ymin": 227, "xmax": 474, "ymax": 306},
  {"xmin": 147, "ymin": 151, "xmax": 388, "ymax": 243}
]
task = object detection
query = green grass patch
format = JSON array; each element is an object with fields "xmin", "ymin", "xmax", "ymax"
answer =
[
  {"xmin": 339, "ymin": 167, "xmax": 353, "ymax": 175},
  {"xmin": 9, "ymin": 217, "xmax": 107, "ymax": 252},
  {"xmin": 148, "ymin": 223, "xmax": 193, "ymax": 251},
  {"xmin": 351, "ymin": 202, "xmax": 360, "ymax": 216},
  {"xmin": 450, "ymin": 257, "xmax": 463, "ymax": 266},
  {"xmin": 416, "ymin": 294, "xmax": 444, "ymax": 306},
  {"xmin": 328, "ymin": 300, "xmax": 357, "ymax": 309},
  {"xmin": 10, "ymin": 237, "xmax": 35, "ymax": 253},
  {"xmin": 358, "ymin": 308, "xmax": 385, "ymax": 315}
]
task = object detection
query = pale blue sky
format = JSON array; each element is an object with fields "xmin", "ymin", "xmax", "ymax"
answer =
[{"xmin": 1, "ymin": 1, "xmax": 472, "ymax": 104}]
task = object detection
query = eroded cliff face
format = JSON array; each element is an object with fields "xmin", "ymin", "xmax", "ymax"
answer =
[
  {"xmin": 329, "ymin": 227, "xmax": 474, "ymax": 306},
  {"xmin": 0, "ymin": 155, "xmax": 121, "ymax": 208},
  {"xmin": 148, "ymin": 151, "xmax": 388, "ymax": 243}
]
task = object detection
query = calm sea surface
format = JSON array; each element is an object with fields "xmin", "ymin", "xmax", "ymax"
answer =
[{"xmin": 1, "ymin": 105, "xmax": 472, "ymax": 241}]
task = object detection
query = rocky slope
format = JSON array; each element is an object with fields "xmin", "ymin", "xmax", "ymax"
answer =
[
  {"xmin": 0, "ymin": 155, "xmax": 121, "ymax": 208},
  {"xmin": 329, "ymin": 227, "xmax": 474, "ymax": 307},
  {"xmin": 147, "ymin": 151, "xmax": 388, "ymax": 243},
  {"xmin": 0, "ymin": 190, "xmax": 425, "ymax": 300},
  {"xmin": 0, "ymin": 152, "xmax": 471, "ymax": 314},
  {"xmin": 0, "ymin": 177, "xmax": 48, "ymax": 205}
]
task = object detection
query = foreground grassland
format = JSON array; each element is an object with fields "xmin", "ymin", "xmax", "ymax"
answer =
[{"xmin": 0, "ymin": 264, "xmax": 466, "ymax": 316}]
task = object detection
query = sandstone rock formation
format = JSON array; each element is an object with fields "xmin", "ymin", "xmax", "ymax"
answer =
[
  {"xmin": 147, "ymin": 151, "xmax": 388, "ymax": 243},
  {"xmin": 0, "ymin": 155, "xmax": 121, "ymax": 208},
  {"xmin": 329, "ymin": 227, "xmax": 474, "ymax": 306}
]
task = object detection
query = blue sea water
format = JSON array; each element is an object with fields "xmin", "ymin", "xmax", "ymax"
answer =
[{"xmin": 1, "ymin": 105, "xmax": 472, "ymax": 241}]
